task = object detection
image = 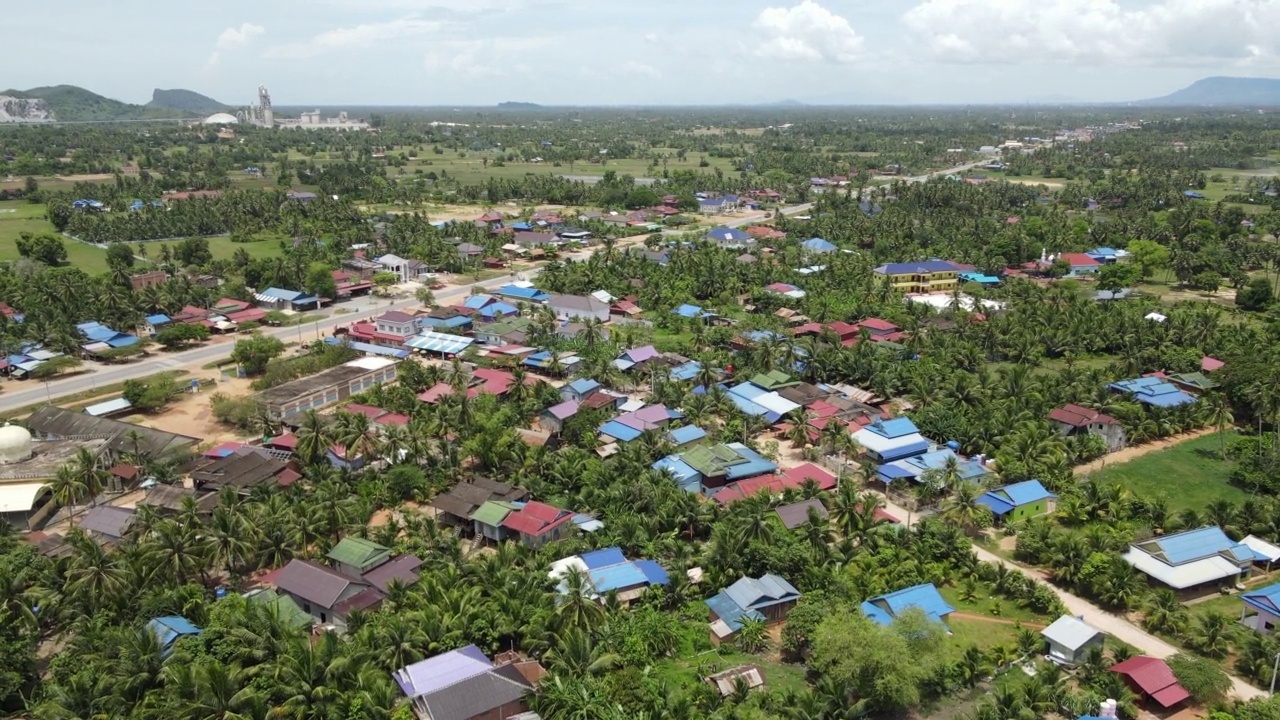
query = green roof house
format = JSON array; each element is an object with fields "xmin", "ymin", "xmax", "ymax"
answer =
[
  {"xmin": 1168, "ymin": 371, "xmax": 1219, "ymax": 394},
  {"xmin": 326, "ymin": 537, "xmax": 392, "ymax": 575},
  {"xmin": 470, "ymin": 500, "xmax": 520, "ymax": 544},
  {"xmin": 247, "ymin": 588, "xmax": 314, "ymax": 629},
  {"xmin": 749, "ymin": 370, "xmax": 800, "ymax": 390}
]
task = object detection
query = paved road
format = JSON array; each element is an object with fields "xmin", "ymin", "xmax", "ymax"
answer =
[
  {"xmin": 874, "ymin": 492, "xmax": 1267, "ymax": 701},
  {"xmin": 872, "ymin": 160, "xmax": 987, "ymax": 184}
]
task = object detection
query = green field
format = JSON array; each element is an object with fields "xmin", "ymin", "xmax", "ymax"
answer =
[
  {"xmin": 653, "ymin": 647, "xmax": 810, "ymax": 696},
  {"xmin": 1084, "ymin": 431, "xmax": 1249, "ymax": 512}
]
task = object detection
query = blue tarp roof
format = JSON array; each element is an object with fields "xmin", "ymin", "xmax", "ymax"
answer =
[
  {"xmin": 860, "ymin": 583, "xmax": 955, "ymax": 626},
  {"xmin": 673, "ymin": 304, "xmax": 705, "ymax": 318},
  {"xmin": 323, "ymin": 337, "xmax": 411, "ymax": 359}
]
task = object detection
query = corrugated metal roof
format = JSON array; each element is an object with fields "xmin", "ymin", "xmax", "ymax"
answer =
[
  {"xmin": 589, "ymin": 563, "xmax": 648, "ymax": 593},
  {"xmin": 579, "ymin": 547, "xmax": 627, "ymax": 570},
  {"xmin": 861, "ymin": 583, "xmax": 955, "ymax": 626},
  {"xmin": 1040, "ymin": 615, "xmax": 1103, "ymax": 651},
  {"xmin": 325, "ymin": 537, "xmax": 391, "ymax": 570},
  {"xmin": 83, "ymin": 397, "xmax": 133, "ymax": 417}
]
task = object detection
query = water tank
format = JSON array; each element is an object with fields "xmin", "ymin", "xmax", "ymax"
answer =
[{"xmin": 0, "ymin": 424, "xmax": 33, "ymax": 464}]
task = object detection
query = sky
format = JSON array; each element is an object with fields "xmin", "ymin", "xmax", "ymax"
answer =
[{"xmin": 8, "ymin": 0, "xmax": 1280, "ymax": 106}]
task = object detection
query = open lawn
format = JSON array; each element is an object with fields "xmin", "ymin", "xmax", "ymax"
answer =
[
  {"xmin": 653, "ymin": 647, "xmax": 810, "ymax": 696},
  {"xmin": 145, "ymin": 233, "xmax": 288, "ymax": 264},
  {"xmin": 0, "ymin": 200, "xmax": 113, "ymax": 273},
  {"xmin": 385, "ymin": 151, "xmax": 738, "ymax": 186},
  {"xmin": 1084, "ymin": 431, "xmax": 1248, "ymax": 512}
]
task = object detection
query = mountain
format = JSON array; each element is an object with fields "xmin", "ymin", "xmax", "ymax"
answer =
[
  {"xmin": 0, "ymin": 85, "xmax": 194, "ymax": 122},
  {"xmin": 1140, "ymin": 76, "xmax": 1280, "ymax": 106},
  {"xmin": 147, "ymin": 88, "xmax": 230, "ymax": 115},
  {"xmin": 496, "ymin": 101, "xmax": 542, "ymax": 109}
]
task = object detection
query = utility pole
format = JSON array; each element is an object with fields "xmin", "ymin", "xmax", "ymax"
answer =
[{"xmin": 1270, "ymin": 652, "xmax": 1280, "ymax": 696}]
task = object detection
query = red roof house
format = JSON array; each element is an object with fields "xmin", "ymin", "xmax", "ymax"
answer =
[
  {"xmin": 1109, "ymin": 656, "xmax": 1189, "ymax": 708},
  {"xmin": 1201, "ymin": 356, "xmax": 1225, "ymax": 372},
  {"xmin": 500, "ymin": 501, "xmax": 576, "ymax": 547}
]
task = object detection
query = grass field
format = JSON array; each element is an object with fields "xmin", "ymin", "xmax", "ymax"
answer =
[
  {"xmin": 0, "ymin": 200, "xmax": 114, "ymax": 273},
  {"xmin": 1085, "ymin": 431, "xmax": 1249, "ymax": 512},
  {"xmin": 653, "ymin": 647, "xmax": 810, "ymax": 696}
]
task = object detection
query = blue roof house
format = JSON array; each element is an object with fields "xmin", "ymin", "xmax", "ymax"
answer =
[
  {"xmin": 673, "ymin": 304, "xmax": 714, "ymax": 320},
  {"xmin": 1240, "ymin": 583, "xmax": 1280, "ymax": 635},
  {"xmin": 853, "ymin": 417, "xmax": 931, "ymax": 463},
  {"xmin": 1123, "ymin": 526, "xmax": 1261, "ymax": 591},
  {"xmin": 977, "ymin": 480, "xmax": 1058, "ymax": 522},
  {"xmin": 142, "ymin": 314, "xmax": 171, "ymax": 336},
  {"xmin": 147, "ymin": 615, "xmax": 201, "ymax": 655},
  {"xmin": 561, "ymin": 378, "xmax": 602, "ymax": 402},
  {"xmin": 1108, "ymin": 377, "xmax": 1197, "ymax": 407},
  {"xmin": 493, "ymin": 285, "xmax": 550, "ymax": 303},
  {"xmin": 876, "ymin": 448, "xmax": 989, "ymax": 485},
  {"xmin": 704, "ymin": 227, "xmax": 754, "ymax": 248},
  {"xmin": 550, "ymin": 547, "xmax": 668, "ymax": 604},
  {"xmin": 860, "ymin": 583, "xmax": 955, "ymax": 626},
  {"xmin": 706, "ymin": 574, "xmax": 801, "ymax": 645},
  {"xmin": 801, "ymin": 237, "xmax": 837, "ymax": 254}
]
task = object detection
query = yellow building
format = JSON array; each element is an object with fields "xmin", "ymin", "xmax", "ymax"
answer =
[{"xmin": 873, "ymin": 261, "xmax": 960, "ymax": 294}]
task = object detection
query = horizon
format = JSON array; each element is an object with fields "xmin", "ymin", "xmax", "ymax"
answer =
[{"xmin": 8, "ymin": 1, "xmax": 1280, "ymax": 106}]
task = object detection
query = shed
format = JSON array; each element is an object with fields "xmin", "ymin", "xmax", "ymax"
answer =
[
  {"xmin": 1041, "ymin": 615, "xmax": 1104, "ymax": 666},
  {"xmin": 1110, "ymin": 656, "xmax": 1190, "ymax": 708}
]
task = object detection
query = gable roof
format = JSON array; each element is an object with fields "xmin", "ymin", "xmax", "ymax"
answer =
[
  {"xmin": 875, "ymin": 260, "xmax": 958, "ymax": 275},
  {"xmin": 1048, "ymin": 403, "xmax": 1118, "ymax": 427},
  {"xmin": 362, "ymin": 555, "xmax": 424, "ymax": 592},
  {"xmin": 1110, "ymin": 656, "xmax": 1190, "ymax": 707},
  {"xmin": 977, "ymin": 480, "xmax": 1057, "ymax": 516},
  {"xmin": 501, "ymin": 501, "xmax": 575, "ymax": 537},
  {"xmin": 861, "ymin": 583, "xmax": 955, "ymax": 625},
  {"xmin": 774, "ymin": 499, "xmax": 828, "ymax": 529},
  {"xmin": 26, "ymin": 406, "xmax": 199, "ymax": 458},
  {"xmin": 724, "ymin": 573, "xmax": 801, "ymax": 612},
  {"xmin": 325, "ymin": 537, "xmax": 391, "ymax": 571},
  {"xmin": 1040, "ymin": 615, "xmax": 1103, "ymax": 651},
  {"xmin": 272, "ymin": 558, "xmax": 371, "ymax": 609},
  {"xmin": 80, "ymin": 505, "xmax": 135, "ymax": 539},
  {"xmin": 1243, "ymin": 583, "xmax": 1280, "ymax": 616}
]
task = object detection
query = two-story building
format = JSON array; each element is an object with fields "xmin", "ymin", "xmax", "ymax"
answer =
[{"xmin": 872, "ymin": 260, "xmax": 960, "ymax": 294}]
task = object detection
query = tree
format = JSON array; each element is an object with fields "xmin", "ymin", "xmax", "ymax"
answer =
[
  {"xmin": 1127, "ymin": 239, "xmax": 1171, "ymax": 280},
  {"xmin": 372, "ymin": 271, "xmax": 400, "ymax": 290},
  {"xmin": 1096, "ymin": 262, "xmax": 1141, "ymax": 293},
  {"xmin": 15, "ymin": 233, "xmax": 67, "ymax": 266},
  {"xmin": 1168, "ymin": 653, "xmax": 1232, "ymax": 705},
  {"xmin": 105, "ymin": 243, "xmax": 135, "ymax": 271},
  {"xmin": 154, "ymin": 323, "xmax": 210, "ymax": 350},
  {"xmin": 304, "ymin": 262, "xmax": 338, "ymax": 300},
  {"xmin": 415, "ymin": 287, "xmax": 437, "ymax": 306},
  {"xmin": 174, "ymin": 237, "xmax": 212, "ymax": 267},
  {"xmin": 122, "ymin": 375, "xmax": 179, "ymax": 412},
  {"xmin": 808, "ymin": 610, "xmax": 935, "ymax": 712},
  {"xmin": 1237, "ymin": 276, "xmax": 1274, "ymax": 311},
  {"xmin": 231, "ymin": 334, "xmax": 286, "ymax": 375}
]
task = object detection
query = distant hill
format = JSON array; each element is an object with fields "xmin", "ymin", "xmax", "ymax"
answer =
[
  {"xmin": 1140, "ymin": 77, "xmax": 1280, "ymax": 106},
  {"xmin": 147, "ymin": 88, "xmax": 230, "ymax": 115},
  {"xmin": 497, "ymin": 101, "xmax": 542, "ymax": 109},
  {"xmin": 0, "ymin": 85, "xmax": 194, "ymax": 122}
]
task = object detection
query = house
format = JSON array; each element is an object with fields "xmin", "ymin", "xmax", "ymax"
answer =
[
  {"xmin": 1240, "ymin": 583, "xmax": 1280, "ymax": 635},
  {"xmin": 374, "ymin": 254, "xmax": 413, "ymax": 283},
  {"xmin": 326, "ymin": 537, "xmax": 392, "ymax": 576},
  {"xmin": 492, "ymin": 284, "xmax": 550, "ymax": 304},
  {"xmin": 613, "ymin": 345, "xmax": 660, "ymax": 372},
  {"xmin": 668, "ymin": 424, "xmax": 708, "ymax": 447},
  {"xmin": 361, "ymin": 555, "xmax": 424, "ymax": 593},
  {"xmin": 872, "ymin": 260, "xmax": 960, "ymax": 294},
  {"xmin": 977, "ymin": 480, "xmax": 1058, "ymax": 522},
  {"xmin": 852, "ymin": 417, "xmax": 931, "ymax": 463},
  {"xmin": 271, "ymin": 558, "xmax": 381, "ymax": 630},
  {"xmin": 79, "ymin": 505, "xmax": 136, "ymax": 543},
  {"xmin": 710, "ymin": 463, "xmax": 837, "ymax": 505},
  {"xmin": 147, "ymin": 616, "xmax": 200, "ymax": 656},
  {"xmin": 1048, "ymin": 404, "xmax": 1127, "ymax": 452},
  {"xmin": 456, "ymin": 242, "xmax": 484, "ymax": 259},
  {"xmin": 599, "ymin": 404, "xmax": 683, "ymax": 443},
  {"xmin": 1041, "ymin": 615, "xmax": 1104, "ymax": 666},
  {"xmin": 430, "ymin": 479, "xmax": 528, "ymax": 532},
  {"xmin": 1122, "ymin": 526, "xmax": 1260, "ymax": 592},
  {"xmin": 764, "ymin": 282, "xmax": 806, "ymax": 300},
  {"xmin": 539, "ymin": 400, "xmax": 578, "ymax": 435},
  {"xmin": 393, "ymin": 645, "xmax": 536, "ymax": 720},
  {"xmin": 1058, "ymin": 253, "xmax": 1101, "ymax": 276},
  {"xmin": 500, "ymin": 501, "xmax": 577, "ymax": 547},
  {"xmin": 253, "ymin": 287, "xmax": 320, "ymax": 311},
  {"xmin": 653, "ymin": 442, "xmax": 778, "ymax": 494},
  {"xmin": 472, "ymin": 317, "xmax": 533, "ymax": 346},
  {"xmin": 513, "ymin": 231, "xmax": 558, "ymax": 248},
  {"xmin": 286, "ymin": 190, "xmax": 317, "ymax": 203},
  {"xmin": 1168, "ymin": 371, "xmax": 1219, "ymax": 394},
  {"xmin": 1110, "ymin": 656, "xmax": 1190, "ymax": 709},
  {"xmin": 1202, "ymin": 356, "xmax": 1225, "ymax": 373},
  {"xmin": 130, "ymin": 270, "xmax": 169, "ymax": 291},
  {"xmin": 561, "ymin": 378, "xmax": 602, "ymax": 403},
  {"xmin": 374, "ymin": 311, "xmax": 419, "ymax": 341},
  {"xmin": 548, "ymin": 547, "xmax": 669, "ymax": 604},
  {"xmin": 875, "ymin": 448, "xmax": 991, "ymax": 486},
  {"xmin": 254, "ymin": 358, "xmax": 398, "ymax": 421},
  {"xmin": 801, "ymin": 237, "xmax": 837, "ymax": 254},
  {"xmin": 704, "ymin": 226, "xmax": 753, "ymax": 248},
  {"xmin": 706, "ymin": 574, "xmax": 801, "ymax": 646},
  {"xmin": 1085, "ymin": 247, "xmax": 1129, "ymax": 265},
  {"xmin": 774, "ymin": 498, "xmax": 828, "ymax": 530},
  {"xmin": 860, "ymin": 583, "xmax": 955, "ymax": 626},
  {"xmin": 548, "ymin": 294, "xmax": 610, "ymax": 322},
  {"xmin": 1108, "ymin": 377, "xmax": 1196, "ymax": 408}
]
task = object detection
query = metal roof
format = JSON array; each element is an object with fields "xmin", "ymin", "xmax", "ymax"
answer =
[
  {"xmin": 1110, "ymin": 656, "xmax": 1189, "ymax": 708},
  {"xmin": 404, "ymin": 331, "xmax": 475, "ymax": 355},
  {"xmin": 1241, "ymin": 535, "xmax": 1280, "ymax": 563},
  {"xmin": 1040, "ymin": 615, "xmax": 1103, "ymax": 651},
  {"xmin": 80, "ymin": 505, "xmax": 136, "ymax": 539},
  {"xmin": 322, "ymin": 337, "xmax": 410, "ymax": 358},
  {"xmin": 394, "ymin": 645, "xmax": 493, "ymax": 698},
  {"xmin": 668, "ymin": 425, "xmax": 707, "ymax": 445},
  {"xmin": 83, "ymin": 397, "xmax": 133, "ymax": 417},
  {"xmin": 325, "ymin": 537, "xmax": 391, "ymax": 571},
  {"xmin": 979, "ymin": 480, "xmax": 1056, "ymax": 515},
  {"xmin": 470, "ymin": 500, "xmax": 516, "ymax": 527},
  {"xmin": 774, "ymin": 499, "xmax": 829, "ymax": 529},
  {"xmin": 1242, "ymin": 583, "xmax": 1280, "ymax": 615},
  {"xmin": 147, "ymin": 616, "xmax": 200, "ymax": 653},
  {"xmin": 724, "ymin": 574, "xmax": 801, "ymax": 612},
  {"xmin": 860, "ymin": 583, "xmax": 955, "ymax": 625},
  {"xmin": 272, "ymin": 559, "xmax": 369, "ymax": 608},
  {"xmin": 580, "ymin": 547, "xmax": 627, "ymax": 570},
  {"xmin": 589, "ymin": 563, "xmax": 649, "ymax": 593}
]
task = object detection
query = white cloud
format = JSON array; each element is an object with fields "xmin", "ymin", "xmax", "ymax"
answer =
[
  {"xmin": 265, "ymin": 17, "xmax": 446, "ymax": 59},
  {"xmin": 753, "ymin": 1, "xmax": 864, "ymax": 63},
  {"xmin": 903, "ymin": 0, "xmax": 1280, "ymax": 66},
  {"xmin": 206, "ymin": 22, "xmax": 265, "ymax": 67},
  {"xmin": 621, "ymin": 60, "xmax": 660, "ymax": 78},
  {"xmin": 422, "ymin": 37, "xmax": 551, "ymax": 80}
]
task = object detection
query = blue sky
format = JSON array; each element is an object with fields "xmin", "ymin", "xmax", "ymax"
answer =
[{"xmin": 10, "ymin": 0, "xmax": 1280, "ymax": 106}]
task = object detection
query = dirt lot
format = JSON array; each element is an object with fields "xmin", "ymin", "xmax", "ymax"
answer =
[{"xmin": 128, "ymin": 375, "xmax": 257, "ymax": 446}]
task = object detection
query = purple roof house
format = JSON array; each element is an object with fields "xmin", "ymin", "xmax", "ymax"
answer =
[
  {"xmin": 539, "ymin": 399, "xmax": 580, "ymax": 435},
  {"xmin": 615, "ymin": 345, "xmax": 661, "ymax": 372},
  {"xmin": 393, "ymin": 645, "xmax": 534, "ymax": 720},
  {"xmin": 600, "ymin": 404, "xmax": 684, "ymax": 443}
]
